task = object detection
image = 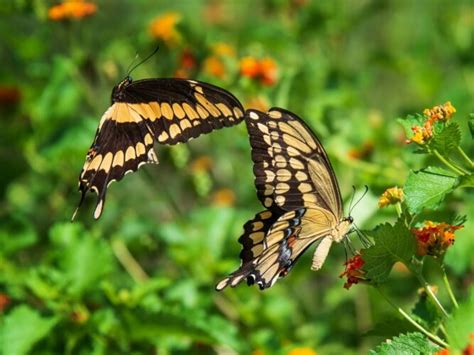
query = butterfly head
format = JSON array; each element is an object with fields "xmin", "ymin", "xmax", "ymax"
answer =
[{"xmin": 111, "ymin": 76, "xmax": 133, "ymax": 102}]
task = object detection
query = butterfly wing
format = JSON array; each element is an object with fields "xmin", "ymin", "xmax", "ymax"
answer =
[
  {"xmin": 216, "ymin": 208, "xmax": 337, "ymax": 290},
  {"xmin": 76, "ymin": 78, "xmax": 244, "ymax": 219},
  {"xmin": 246, "ymin": 108, "xmax": 343, "ymax": 217}
]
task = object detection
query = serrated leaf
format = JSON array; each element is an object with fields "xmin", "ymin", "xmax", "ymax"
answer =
[
  {"xmin": 362, "ymin": 219, "xmax": 416, "ymax": 282},
  {"xmin": 404, "ymin": 167, "xmax": 458, "ymax": 213},
  {"xmin": 365, "ymin": 318, "xmax": 417, "ymax": 337},
  {"xmin": 369, "ymin": 332, "xmax": 440, "ymax": 354},
  {"xmin": 429, "ymin": 123, "xmax": 461, "ymax": 156},
  {"xmin": 0, "ymin": 305, "xmax": 59, "ymax": 355},
  {"xmin": 445, "ymin": 287, "xmax": 474, "ymax": 351}
]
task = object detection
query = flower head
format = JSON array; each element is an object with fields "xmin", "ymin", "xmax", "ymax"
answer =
[
  {"xmin": 211, "ymin": 42, "xmax": 236, "ymax": 57},
  {"xmin": 203, "ymin": 56, "xmax": 226, "ymax": 79},
  {"xmin": 211, "ymin": 188, "xmax": 235, "ymax": 207},
  {"xmin": 423, "ymin": 101, "xmax": 456, "ymax": 122},
  {"xmin": 0, "ymin": 293, "xmax": 10, "ymax": 312},
  {"xmin": 339, "ymin": 254, "xmax": 366, "ymax": 289},
  {"xmin": 239, "ymin": 56, "xmax": 278, "ymax": 85},
  {"xmin": 378, "ymin": 187, "xmax": 404, "ymax": 208},
  {"xmin": 48, "ymin": 0, "xmax": 97, "ymax": 21},
  {"xmin": 288, "ymin": 347, "xmax": 317, "ymax": 355},
  {"xmin": 190, "ymin": 156, "xmax": 213, "ymax": 173},
  {"xmin": 412, "ymin": 221, "xmax": 463, "ymax": 257},
  {"xmin": 149, "ymin": 12, "xmax": 182, "ymax": 46}
]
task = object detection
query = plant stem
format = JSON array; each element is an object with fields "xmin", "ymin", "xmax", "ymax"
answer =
[
  {"xmin": 440, "ymin": 264, "xmax": 459, "ymax": 309},
  {"xmin": 457, "ymin": 146, "xmax": 474, "ymax": 169},
  {"xmin": 111, "ymin": 238, "xmax": 149, "ymax": 283},
  {"xmin": 415, "ymin": 274, "xmax": 450, "ymax": 318},
  {"xmin": 395, "ymin": 202, "xmax": 402, "ymax": 218},
  {"xmin": 431, "ymin": 148, "xmax": 467, "ymax": 176},
  {"xmin": 375, "ymin": 286, "xmax": 448, "ymax": 348}
]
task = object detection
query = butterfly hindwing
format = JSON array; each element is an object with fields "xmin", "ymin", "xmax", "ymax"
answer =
[{"xmin": 76, "ymin": 78, "xmax": 244, "ymax": 219}]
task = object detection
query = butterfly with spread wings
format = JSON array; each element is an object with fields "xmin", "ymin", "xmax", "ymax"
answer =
[
  {"xmin": 216, "ymin": 108, "xmax": 353, "ymax": 290},
  {"xmin": 74, "ymin": 76, "xmax": 244, "ymax": 219}
]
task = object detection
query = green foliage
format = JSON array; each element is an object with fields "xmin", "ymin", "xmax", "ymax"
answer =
[
  {"xmin": 404, "ymin": 167, "xmax": 458, "ymax": 213},
  {"xmin": 1, "ymin": 0, "xmax": 472, "ymax": 353},
  {"xmin": 1, "ymin": 305, "xmax": 59, "ymax": 355},
  {"xmin": 362, "ymin": 220, "xmax": 416, "ymax": 282},
  {"xmin": 369, "ymin": 332, "xmax": 440, "ymax": 355},
  {"xmin": 445, "ymin": 287, "xmax": 474, "ymax": 351}
]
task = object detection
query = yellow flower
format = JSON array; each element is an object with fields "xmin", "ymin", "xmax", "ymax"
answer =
[
  {"xmin": 149, "ymin": 12, "xmax": 182, "ymax": 45},
  {"xmin": 423, "ymin": 101, "xmax": 456, "ymax": 122},
  {"xmin": 288, "ymin": 347, "xmax": 317, "ymax": 355},
  {"xmin": 212, "ymin": 188, "xmax": 236, "ymax": 207},
  {"xmin": 48, "ymin": 0, "xmax": 97, "ymax": 21},
  {"xmin": 378, "ymin": 187, "xmax": 404, "ymax": 208},
  {"xmin": 203, "ymin": 56, "xmax": 226, "ymax": 79},
  {"xmin": 212, "ymin": 42, "xmax": 236, "ymax": 57}
]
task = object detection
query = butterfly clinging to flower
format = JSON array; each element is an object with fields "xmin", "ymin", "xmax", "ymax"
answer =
[
  {"xmin": 216, "ymin": 108, "xmax": 353, "ymax": 290},
  {"xmin": 74, "ymin": 75, "xmax": 244, "ymax": 220}
]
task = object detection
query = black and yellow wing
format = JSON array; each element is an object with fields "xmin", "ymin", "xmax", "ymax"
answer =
[
  {"xmin": 217, "ymin": 108, "xmax": 349, "ymax": 290},
  {"xmin": 246, "ymin": 108, "xmax": 342, "ymax": 216},
  {"xmin": 75, "ymin": 77, "xmax": 244, "ymax": 219}
]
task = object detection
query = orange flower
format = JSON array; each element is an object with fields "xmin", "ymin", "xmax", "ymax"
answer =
[
  {"xmin": 423, "ymin": 101, "xmax": 456, "ymax": 122},
  {"xmin": 412, "ymin": 221, "xmax": 463, "ymax": 257},
  {"xmin": 240, "ymin": 56, "xmax": 260, "ymax": 78},
  {"xmin": 436, "ymin": 349, "xmax": 450, "ymax": 355},
  {"xmin": 239, "ymin": 56, "xmax": 279, "ymax": 85},
  {"xmin": 339, "ymin": 254, "xmax": 366, "ymax": 289},
  {"xmin": 203, "ymin": 56, "xmax": 226, "ymax": 79},
  {"xmin": 259, "ymin": 57, "xmax": 278, "ymax": 86},
  {"xmin": 174, "ymin": 48, "xmax": 197, "ymax": 78},
  {"xmin": 288, "ymin": 347, "xmax": 317, "ymax": 355},
  {"xmin": 378, "ymin": 187, "xmax": 404, "ymax": 208},
  {"xmin": 48, "ymin": 0, "xmax": 97, "ymax": 21},
  {"xmin": 407, "ymin": 101, "xmax": 456, "ymax": 145},
  {"xmin": 149, "ymin": 12, "xmax": 181, "ymax": 45},
  {"xmin": 212, "ymin": 188, "xmax": 235, "ymax": 207}
]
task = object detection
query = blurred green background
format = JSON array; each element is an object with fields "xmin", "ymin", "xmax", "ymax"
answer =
[{"xmin": 0, "ymin": 0, "xmax": 473, "ymax": 354}]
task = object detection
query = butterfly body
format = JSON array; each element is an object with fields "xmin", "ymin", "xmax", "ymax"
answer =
[
  {"xmin": 216, "ymin": 108, "xmax": 352, "ymax": 291},
  {"xmin": 75, "ymin": 76, "xmax": 244, "ymax": 219}
]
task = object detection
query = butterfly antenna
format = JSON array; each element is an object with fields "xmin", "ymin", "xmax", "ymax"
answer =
[
  {"xmin": 347, "ymin": 185, "xmax": 357, "ymax": 216},
  {"xmin": 349, "ymin": 185, "xmax": 369, "ymax": 216},
  {"xmin": 127, "ymin": 45, "xmax": 160, "ymax": 77}
]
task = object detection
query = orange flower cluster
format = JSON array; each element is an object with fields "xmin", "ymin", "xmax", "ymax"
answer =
[
  {"xmin": 339, "ymin": 254, "xmax": 366, "ymax": 289},
  {"xmin": 378, "ymin": 186, "xmax": 404, "ymax": 208},
  {"xmin": 149, "ymin": 12, "xmax": 182, "ymax": 46},
  {"xmin": 436, "ymin": 333, "xmax": 474, "ymax": 355},
  {"xmin": 407, "ymin": 101, "xmax": 456, "ymax": 145},
  {"xmin": 347, "ymin": 141, "xmax": 374, "ymax": 160},
  {"xmin": 0, "ymin": 293, "xmax": 10, "ymax": 312},
  {"xmin": 240, "ymin": 57, "xmax": 278, "ymax": 86},
  {"xmin": 48, "ymin": 0, "xmax": 97, "ymax": 21},
  {"xmin": 190, "ymin": 156, "xmax": 213, "ymax": 173},
  {"xmin": 412, "ymin": 221, "xmax": 463, "ymax": 257}
]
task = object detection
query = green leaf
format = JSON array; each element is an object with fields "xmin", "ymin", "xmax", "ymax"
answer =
[
  {"xmin": 458, "ymin": 173, "xmax": 474, "ymax": 188},
  {"xmin": 0, "ymin": 305, "xmax": 59, "ymax": 355},
  {"xmin": 369, "ymin": 332, "xmax": 440, "ymax": 354},
  {"xmin": 429, "ymin": 123, "xmax": 461, "ymax": 156},
  {"xmin": 411, "ymin": 291, "xmax": 442, "ymax": 330},
  {"xmin": 445, "ymin": 287, "xmax": 474, "ymax": 351},
  {"xmin": 468, "ymin": 113, "xmax": 474, "ymax": 139},
  {"xmin": 404, "ymin": 166, "xmax": 458, "ymax": 213},
  {"xmin": 362, "ymin": 219, "xmax": 416, "ymax": 282}
]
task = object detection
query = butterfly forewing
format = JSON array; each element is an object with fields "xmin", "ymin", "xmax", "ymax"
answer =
[{"xmin": 76, "ymin": 78, "xmax": 244, "ymax": 219}]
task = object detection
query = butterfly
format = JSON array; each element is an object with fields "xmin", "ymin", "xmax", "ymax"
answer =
[
  {"xmin": 216, "ymin": 108, "xmax": 353, "ymax": 290},
  {"xmin": 75, "ymin": 76, "xmax": 244, "ymax": 219}
]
